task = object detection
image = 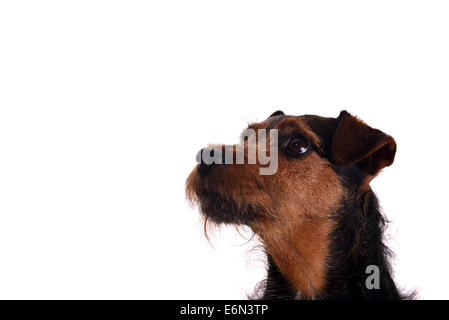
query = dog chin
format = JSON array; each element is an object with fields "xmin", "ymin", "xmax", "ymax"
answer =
[
  {"xmin": 195, "ymin": 191, "xmax": 260, "ymax": 225},
  {"xmin": 186, "ymin": 167, "xmax": 262, "ymax": 225}
]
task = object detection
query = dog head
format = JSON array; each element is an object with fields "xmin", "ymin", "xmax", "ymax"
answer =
[{"xmin": 186, "ymin": 110, "xmax": 396, "ymax": 227}]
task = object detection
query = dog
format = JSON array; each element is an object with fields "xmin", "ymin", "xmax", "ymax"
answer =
[{"xmin": 186, "ymin": 110, "xmax": 405, "ymax": 300}]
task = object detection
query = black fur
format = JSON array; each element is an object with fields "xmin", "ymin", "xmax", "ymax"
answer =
[
  {"xmin": 261, "ymin": 255, "xmax": 297, "ymax": 300},
  {"xmin": 196, "ymin": 190, "xmax": 265, "ymax": 225},
  {"xmin": 323, "ymin": 188, "xmax": 401, "ymax": 299}
]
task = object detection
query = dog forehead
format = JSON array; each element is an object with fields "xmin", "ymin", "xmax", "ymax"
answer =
[
  {"xmin": 245, "ymin": 115, "xmax": 323, "ymax": 153},
  {"xmin": 248, "ymin": 115, "xmax": 318, "ymax": 136},
  {"xmin": 248, "ymin": 115, "xmax": 302, "ymax": 130}
]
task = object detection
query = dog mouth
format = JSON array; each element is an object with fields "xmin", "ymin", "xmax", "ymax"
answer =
[
  {"xmin": 189, "ymin": 189, "xmax": 263, "ymax": 225},
  {"xmin": 186, "ymin": 161, "xmax": 269, "ymax": 225}
]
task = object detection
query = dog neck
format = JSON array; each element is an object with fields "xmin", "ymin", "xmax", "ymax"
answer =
[
  {"xmin": 323, "ymin": 189, "xmax": 401, "ymax": 299},
  {"xmin": 256, "ymin": 189, "xmax": 402, "ymax": 300},
  {"xmin": 252, "ymin": 214, "xmax": 333, "ymax": 299}
]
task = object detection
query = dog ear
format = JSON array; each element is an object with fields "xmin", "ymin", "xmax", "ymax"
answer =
[
  {"xmin": 332, "ymin": 111, "xmax": 396, "ymax": 176},
  {"xmin": 269, "ymin": 110, "xmax": 284, "ymax": 117}
]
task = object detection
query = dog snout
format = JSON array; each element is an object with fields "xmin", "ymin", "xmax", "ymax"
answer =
[{"xmin": 196, "ymin": 147, "xmax": 226, "ymax": 176}]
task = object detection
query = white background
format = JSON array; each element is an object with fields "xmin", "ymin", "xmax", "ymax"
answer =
[{"xmin": 0, "ymin": 1, "xmax": 448, "ymax": 299}]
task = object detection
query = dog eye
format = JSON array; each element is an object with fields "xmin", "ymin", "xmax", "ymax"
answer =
[{"xmin": 287, "ymin": 137, "xmax": 309, "ymax": 154}]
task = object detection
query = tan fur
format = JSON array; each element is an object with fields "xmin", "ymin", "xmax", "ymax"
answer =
[{"xmin": 250, "ymin": 152, "xmax": 343, "ymax": 297}]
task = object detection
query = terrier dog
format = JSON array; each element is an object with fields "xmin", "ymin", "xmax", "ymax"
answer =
[{"xmin": 186, "ymin": 110, "xmax": 403, "ymax": 300}]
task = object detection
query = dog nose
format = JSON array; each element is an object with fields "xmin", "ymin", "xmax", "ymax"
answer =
[
  {"xmin": 196, "ymin": 147, "xmax": 224, "ymax": 176},
  {"xmin": 196, "ymin": 148, "xmax": 214, "ymax": 176}
]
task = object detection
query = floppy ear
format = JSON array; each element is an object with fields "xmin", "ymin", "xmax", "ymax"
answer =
[
  {"xmin": 269, "ymin": 110, "xmax": 284, "ymax": 117},
  {"xmin": 332, "ymin": 111, "xmax": 397, "ymax": 176}
]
